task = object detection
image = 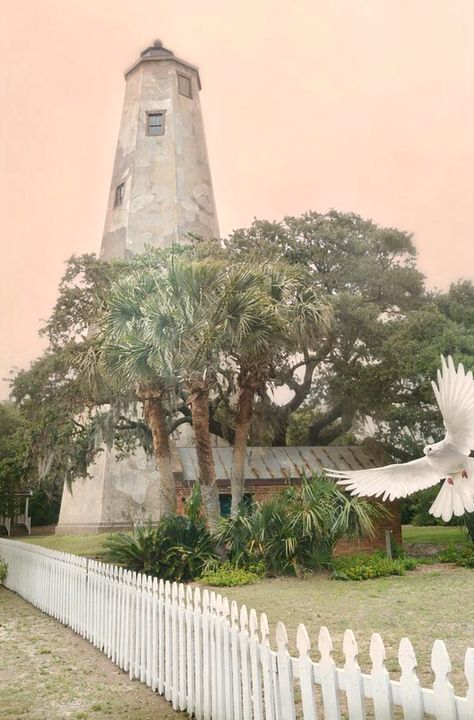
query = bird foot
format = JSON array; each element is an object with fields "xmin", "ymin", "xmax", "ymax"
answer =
[{"xmin": 447, "ymin": 477, "xmax": 454, "ymax": 485}]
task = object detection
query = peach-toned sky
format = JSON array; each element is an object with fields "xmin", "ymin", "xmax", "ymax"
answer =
[{"xmin": 1, "ymin": 0, "xmax": 473, "ymax": 400}]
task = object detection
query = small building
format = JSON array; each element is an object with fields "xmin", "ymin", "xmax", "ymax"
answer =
[
  {"xmin": 175, "ymin": 445, "xmax": 401, "ymax": 554},
  {"xmin": 0, "ymin": 491, "xmax": 32, "ymax": 536}
]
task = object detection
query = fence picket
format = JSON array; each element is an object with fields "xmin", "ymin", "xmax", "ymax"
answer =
[
  {"xmin": 370, "ymin": 633, "xmax": 394, "ymax": 720},
  {"xmin": 297, "ymin": 623, "xmax": 318, "ymax": 720},
  {"xmin": 260, "ymin": 613, "xmax": 276, "ymax": 720},
  {"xmin": 343, "ymin": 629, "xmax": 366, "ymax": 720},
  {"xmin": 319, "ymin": 626, "xmax": 341, "ymax": 720},
  {"xmin": 276, "ymin": 621, "xmax": 296, "ymax": 720},
  {"xmin": 399, "ymin": 637, "xmax": 424, "ymax": 720},
  {"xmin": 431, "ymin": 640, "xmax": 457, "ymax": 720},
  {"xmin": 231, "ymin": 601, "xmax": 242, "ymax": 720}
]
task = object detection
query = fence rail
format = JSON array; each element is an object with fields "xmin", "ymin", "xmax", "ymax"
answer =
[{"xmin": 1, "ymin": 537, "xmax": 473, "ymax": 719}]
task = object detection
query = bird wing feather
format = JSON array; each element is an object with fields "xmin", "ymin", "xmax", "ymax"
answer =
[
  {"xmin": 432, "ymin": 355, "xmax": 474, "ymax": 454},
  {"xmin": 325, "ymin": 457, "xmax": 441, "ymax": 501}
]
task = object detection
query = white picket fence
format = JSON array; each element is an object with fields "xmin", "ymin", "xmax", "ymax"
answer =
[{"xmin": 1, "ymin": 537, "xmax": 473, "ymax": 720}]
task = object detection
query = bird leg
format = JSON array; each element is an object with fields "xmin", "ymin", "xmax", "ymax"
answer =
[
  {"xmin": 462, "ymin": 470, "xmax": 468, "ymax": 479},
  {"xmin": 447, "ymin": 477, "xmax": 454, "ymax": 485}
]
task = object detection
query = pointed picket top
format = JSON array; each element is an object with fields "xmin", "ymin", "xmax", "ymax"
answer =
[
  {"xmin": 147, "ymin": 575, "xmax": 153, "ymax": 592},
  {"xmin": 164, "ymin": 580, "xmax": 171, "ymax": 601},
  {"xmin": 230, "ymin": 600, "xmax": 239, "ymax": 628},
  {"xmin": 399, "ymin": 637, "xmax": 418, "ymax": 677},
  {"xmin": 186, "ymin": 585, "xmax": 193, "ymax": 607},
  {"xmin": 171, "ymin": 581, "xmax": 178, "ymax": 602},
  {"xmin": 202, "ymin": 588, "xmax": 210, "ymax": 612},
  {"xmin": 118, "ymin": 566, "xmax": 123, "ymax": 581},
  {"xmin": 276, "ymin": 620, "xmax": 289, "ymax": 654},
  {"xmin": 216, "ymin": 593, "xmax": 223, "ymax": 616},
  {"xmin": 210, "ymin": 591, "xmax": 216, "ymax": 613},
  {"xmin": 431, "ymin": 640, "xmax": 457, "ymax": 720},
  {"xmin": 240, "ymin": 604, "xmax": 249, "ymax": 631},
  {"xmin": 297, "ymin": 623, "xmax": 311, "ymax": 659},
  {"xmin": 178, "ymin": 583, "xmax": 185, "ymax": 607},
  {"xmin": 249, "ymin": 608, "xmax": 259, "ymax": 639},
  {"xmin": 260, "ymin": 613, "xmax": 270, "ymax": 644},
  {"xmin": 152, "ymin": 576, "xmax": 158, "ymax": 593},
  {"xmin": 465, "ymin": 648, "xmax": 474, "ymax": 706},
  {"xmin": 318, "ymin": 626, "xmax": 335, "ymax": 662},
  {"xmin": 370, "ymin": 633, "xmax": 387, "ymax": 667},
  {"xmin": 222, "ymin": 596, "xmax": 230, "ymax": 620},
  {"xmin": 132, "ymin": 571, "xmax": 137, "ymax": 588},
  {"xmin": 343, "ymin": 629, "xmax": 359, "ymax": 666},
  {"xmin": 158, "ymin": 577, "xmax": 164, "ymax": 594},
  {"xmin": 432, "ymin": 639, "xmax": 452, "ymax": 679},
  {"xmin": 193, "ymin": 585, "xmax": 201, "ymax": 609}
]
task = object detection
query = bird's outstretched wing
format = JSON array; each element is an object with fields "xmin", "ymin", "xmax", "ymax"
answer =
[
  {"xmin": 432, "ymin": 355, "xmax": 474, "ymax": 455},
  {"xmin": 325, "ymin": 457, "xmax": 441, "ymax": 501}
]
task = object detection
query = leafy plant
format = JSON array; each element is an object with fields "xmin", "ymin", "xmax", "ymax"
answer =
[
  {"xmin": 332, "ymin": 552, "xmax": 417, "ymax": 581},
  {"xmin": 200, "ymin": 561, "xmax": 261, "ymax": 587},
  {"xmin": 0, "ymin": 558, "xmax": 7, "ymax": 583},
  {"xmin": 438, "ymin": 544, "xmax": 474, "ymax": 568},
  {"xmin": 217, "ymin": 473, "xmax": 381, "ymax": 577},
  {"xmin": 103, "ymin": 514, "xmax": 217, "ymax": 582}
]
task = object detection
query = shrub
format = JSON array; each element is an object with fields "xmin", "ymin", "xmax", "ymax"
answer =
[
  {"xmin": 217, "ymin": 473, "xmax": 381, "ymax": 577},
  {"xmin": 332, "ymin": 552, "xmax": 417, "ymax": 581},
  {"xmin": 438, "ymin": 544, "xmax": 474, "ymax": 567},
  {"xmin": 104, "ymin": 514, "xmax": 217, "ymax": 582},
  {"xmin": 200, "ymin": 562, "xmax": 260, "ymax": 587},
  {"xmin": 0, "ymin": 558, "xmax": 7, "ymax": 583}
]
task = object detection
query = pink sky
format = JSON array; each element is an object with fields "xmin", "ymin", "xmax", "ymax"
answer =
[{"xmin": 1, "ymin": 0, "xmax": 473, "ymax": 399}]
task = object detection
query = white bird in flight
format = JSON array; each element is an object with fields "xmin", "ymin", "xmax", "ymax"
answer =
[{"xmin": 325, "ymin": 356, "xmax": 474, "ymax": 522}]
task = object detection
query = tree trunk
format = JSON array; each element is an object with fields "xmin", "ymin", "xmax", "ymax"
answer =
[
  {"xmin": 188, "ymin": 380, "xmax": 220, "ymax": 533},
  {"xmin": 230, "ymin": 385, "xmax": 254, "ymax": 515},
  {"xmin": 139, "ymin": 389, "xmax": 176, "ymax": 517}
]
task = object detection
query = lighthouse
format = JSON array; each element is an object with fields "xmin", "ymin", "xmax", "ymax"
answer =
[{"xmin": 56, "ymin": 40, "xmax": 219, "ymax": 533}]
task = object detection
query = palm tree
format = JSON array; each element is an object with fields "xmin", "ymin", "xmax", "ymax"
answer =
[
  {"xmin": 215, "ymin": 266, "xmax": 331, "ymax": 514},
  {"xmin": 102, "ymin": 272, "xmax": 179, "ymax": 517}
]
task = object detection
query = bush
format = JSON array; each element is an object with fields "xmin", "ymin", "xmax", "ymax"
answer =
[
  {"xmin": 217, "ymin": 473, "xmax": 382, "ymax": 577},
  {"xmin": 200, "ymin": 562, "xmax": 261, "ymax": 587},
  {"xmin": 0, "ymin": 558, "xmax": 7, "ymax": 583},
  {"xmin": 438, "ymin": 544, "xmax": 474, "ymax": 567},
  {"xmin": 104, "ymin": 515, "xmax": 217, "ymax": 582},
  {"xmin": 332, "ymin": 552, "xmax": 417, "ymax": 581}
]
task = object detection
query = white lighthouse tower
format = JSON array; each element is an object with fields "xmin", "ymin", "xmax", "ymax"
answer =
[{"xmin": 56, "ymin": 40, "xmax": 219, "ymax": 533}]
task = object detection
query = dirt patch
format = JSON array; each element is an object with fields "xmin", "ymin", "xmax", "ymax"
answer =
[{"xmin": 0, "ymin": 587, "xmax": 185, "ymax": 720}]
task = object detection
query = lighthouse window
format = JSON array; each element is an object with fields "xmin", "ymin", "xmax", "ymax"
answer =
[
  {"xmin": 177, "ymin": 73, "xmax": 192, "ymax": 98},
  {"xmin": 114, "ymin": 182, "xmax": 125, "ymax": 207},
  {"xmin": 147, "ymin": 111, "xmax": 165, "ymax": 136}
]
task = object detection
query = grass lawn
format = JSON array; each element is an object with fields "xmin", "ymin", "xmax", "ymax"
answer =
[
  {"xmin": 18, "ymin": 533, "xmax": 111, "ymax": 558},
  {"xmin": 402, "ymin": 524, "xmax": 469, "ymax": 546}
]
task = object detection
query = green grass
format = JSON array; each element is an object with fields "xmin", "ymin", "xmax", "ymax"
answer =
[
  {"xmin": 18, "ymin": 533, "xmax": 111, "ymax": 558},
  {"xmin": 402, "ymin": 524, "xmax": 469, "ymax": 545}
]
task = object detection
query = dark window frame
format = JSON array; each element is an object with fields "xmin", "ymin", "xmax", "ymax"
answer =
[
  {"xmin": 114, "ymin": 182, "xmax": 125, "ymax": 207},
  {"xmin": 146, "ymin": 110, "xmax": 166, "ymax": 136},
  {"xmin": 177, "ymin": 73, "xmax": 192, "ymax": 99}
]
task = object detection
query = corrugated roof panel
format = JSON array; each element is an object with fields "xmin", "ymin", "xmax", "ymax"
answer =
[{"xmin": 176, "ymin": 445, "xmax": 383, "ymax": 482}]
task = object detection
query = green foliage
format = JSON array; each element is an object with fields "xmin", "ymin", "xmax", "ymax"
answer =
[
  {"xmin": 200, "ymin": 561, "xmax": 261, "ymax": 587},
  {"xmin": 0, "ymin": 403, "xmax": 29, "ymax": 517},
  {"xmin": 217, "ymin": 474, "xmax": 380, "ymax": 576},
  {"xmin": 332, "ymin": 552, "xmax": 417, "ymax": 581},
  {"xmin": 103, "ymin": 515, "xmax": 217, "ymax": 582},
  {"xmin": 438, "ymin": 544, "xmax": 474, "ymax": 568},
  {"xmin": 0, "ymin": 558, "xmax": 7, "ymax": 583}
]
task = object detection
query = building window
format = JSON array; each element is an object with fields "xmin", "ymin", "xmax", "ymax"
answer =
[
  {"xmin": 177, "ymin": 73, "xmax": 192, "ymax": 98},
  {"xmin": 114, "ymin": 182, "xmax": 125, "ymax": 207},
  {"xmin": 147, "ymin": 111, "xmax": 165, "ymax": 136}
]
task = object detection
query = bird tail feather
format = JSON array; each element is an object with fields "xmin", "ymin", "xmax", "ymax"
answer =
[{"xmin": 430, "ymin": 474, "xmax": 474, "ymax": 522}]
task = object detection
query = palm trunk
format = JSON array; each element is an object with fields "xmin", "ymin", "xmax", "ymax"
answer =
[
  {"xmin": 230, "ymin": 385, "xmax": 254, "ymax": 515},
  {"xmin": 139, "ymin": 389, "xmax": 176, "ymax": 517},
  {"xmin": 188, "ymin": 379, "xmax": 220, "ymax": 532}
]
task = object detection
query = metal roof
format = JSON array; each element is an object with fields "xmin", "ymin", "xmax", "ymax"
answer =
[{"xmin": 176, "ymin": 446, "xmax": 382, "ymax": 484}]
